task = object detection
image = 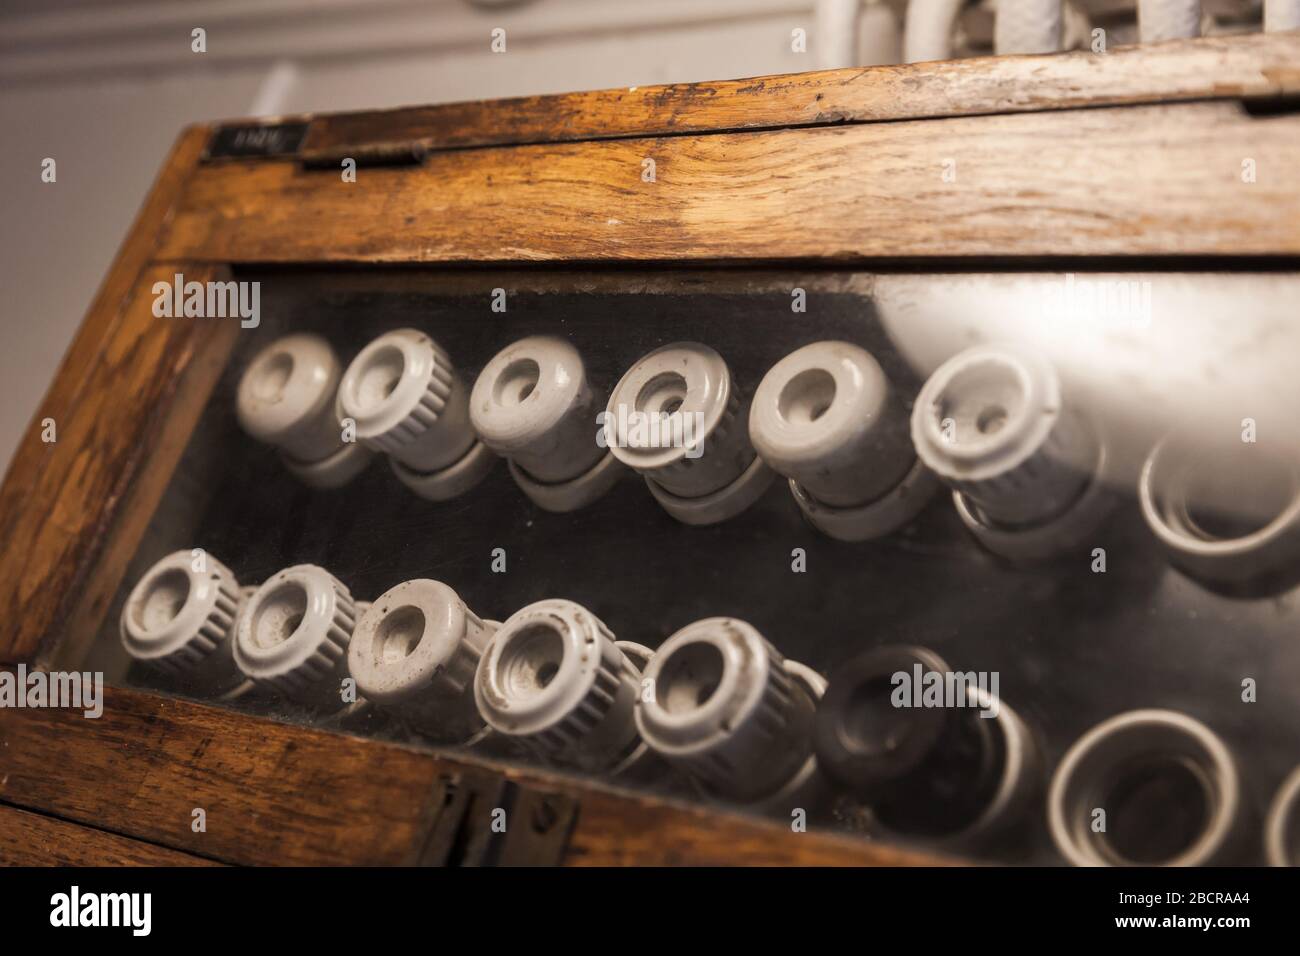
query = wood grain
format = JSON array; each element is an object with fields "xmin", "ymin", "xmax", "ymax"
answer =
[
  {"xmin": 49, "ymin": 267, "xmax": 241, "ymax": 672},
  {"xmin": 567, "ymin": 790, "xmax": 939, "ymax": 867},
  {"xmin": 0, "ymin": 265, "xmax": 238, "ymax": 667},
  {"xmin": 296, "ymin": 34, "xmax": 1300, "ymax": 160},
  {"xmin": 0, "ymin": 684, "xmax": 942, "ymax": 866},
  {"xmin": 0, "ymin": 688, "xmax": 451, "ymax": 866},
  {"xmin": 0, "ymin": 806, "xmax": 221, "ymax": 866},
  {"xmin": 0, "ymin": 129, "xmax": 220, "ymax": 667},
  {"xmin": 162, "ymin": 100, "xmax": 1300, "ymax": 265},
  {"xmin": 4, "ymin": 37, "xmax": 1296, "ymax": 867},
  {"xmin": 0, "ymin": 129, "xmax": 205, "ymax": 525}
]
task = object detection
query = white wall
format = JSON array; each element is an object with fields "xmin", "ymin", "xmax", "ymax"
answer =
[
  {"xmin": 4, "ymin": 0, "xmax": 906, "ymax": 475},
  {"xmin": 1, "ymin": 0, "xmax": 1260, "ymax": 475}
]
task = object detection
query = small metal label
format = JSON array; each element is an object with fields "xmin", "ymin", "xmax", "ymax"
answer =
[{"xmin": 205, "ymin": 122, "xmax": 309, "ymax": 160}]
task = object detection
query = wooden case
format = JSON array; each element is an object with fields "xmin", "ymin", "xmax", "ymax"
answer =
[{"xmin": 2, "ymin": 34, "xmax": 1299, "ymax": 866}]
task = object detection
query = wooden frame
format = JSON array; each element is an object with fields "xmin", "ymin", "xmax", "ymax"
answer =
[
  {"xmin": 1, "ymin": 34, "xmax": 1297, "ymax": 866},
  {"xmin": 0, "ymin": 684, "xmax": 932, "ymax": 866}
]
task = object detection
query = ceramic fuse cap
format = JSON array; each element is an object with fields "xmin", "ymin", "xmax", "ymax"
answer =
[
  {"xmin": 474, "ymin": 599, "xmax": 643, "ymax": 772},
  {"xmin": 1048, "ymin": 710, "xmax": 1240, "ymax": 867},
  {"xmin": 1266, "ymin": 766, "xmax": 1300, "ymax": 867},
  {"xmin": 750, "ymin": 341, "xmax": 938, "ymax": 541},
  {"xmin": 606, "ymin": 342, "xmax": 773, "ymax": 525},
  {"xmin": 233, "ymin": 564, "xmax": 360, "ymax": 712},
  {"xmin": 348, "ymin": 579, "xmax": 496, "ymax": 742},
  {"xmin": 813, "ymin": 645, "xmax": 1037, "ymax": 849},
  {"xmin": 236, "ymin": 333, "xmax": 374, "ymax": 488},
  {"xmin": 470, "ymin": 335, "xmax": 623, "ymax": 512},
  {"xmin": 339, "ymin": 328, "xmax": 496, "ymax": 500},
  {"xmin": 1139, "ymin": 435, "xmax": 1300, "ymax": 595},
  {"xmin": 119, "ymin": 550, "xmax": 246, "ymax": 694},
  {"xmin": 911, "ymin": 343, "xmax": 1109, "ymax": 560},
  {"xmin": 636, "ymin": 618, "xmax": 825, "ymax": 808}
]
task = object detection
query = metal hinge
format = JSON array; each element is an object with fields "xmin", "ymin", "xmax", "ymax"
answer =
[
  {"xmin": 417, "ymin": 769, "xmax": 579, "ymax": 866},
  {"xmin": 299, "ymin": 141, "xmax": 428, "ymax": 170}
]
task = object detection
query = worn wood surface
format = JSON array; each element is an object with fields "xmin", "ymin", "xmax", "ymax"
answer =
[
  {"xmin": 162, "ymin": 100, "xmax": 1300, "ymax": 265},
  {"xmin": 0, "ymin": 264, "xmax": 238, "ymax": 667},
  {"xmin": 0, "ymin": 685, "xmax": 939, "ymax": 866},
  {"xmin": 0, "ymin": 129, "xmax": 219, "ymax": 667},
  {"xmin": 0, "ymin": 806, "xmax": 221, "ymax": 867},
  {"xmin": 3, "ymin": 35, "xmax": 1298, "ymax": 865},
  {"xmin": 295, "ymin": 34, "xmax": 1300, "ymax": 160},
  {"xmin": 566, "ymin": 792, "xmax": 935, "ymax": 866},
  {"xmin": 49, "ymin": 266, "xmax": 241, "ymax": 673}
]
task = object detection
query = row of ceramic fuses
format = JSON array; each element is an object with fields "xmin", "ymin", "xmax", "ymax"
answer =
[
  {"xmin": 235, "ymin": 331, "xmax": 1030, "ymax": 536},
  {"xmin": 121, "ymin": 550, "xmax": 1300, "ymax": 866},
  {"xmin": 238, "ymin": 330, "xmax": 1300, "ymax": 593}
]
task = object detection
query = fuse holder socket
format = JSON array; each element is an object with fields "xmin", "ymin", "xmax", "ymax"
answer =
[
  {"xmin": 474, "ymin": 598, "xmax": 643, "ymax": 772},
  {"xmin": 606, "ymin": 342, "xmax": 772, "ymax": 524},
  {"xmin": 120, "ymin": 550, "xmax": 245, "ymax": 694},
  {"xmin": 471, "ymin": 335, "xmax": 623, "ymax": 511},
  {"xmin": 233, "ymin": 563, "xmax": 360, "ymax": 711},
  {"xmin": 236, "ymin": 333, "xmax": 373, "ymax": 488}
]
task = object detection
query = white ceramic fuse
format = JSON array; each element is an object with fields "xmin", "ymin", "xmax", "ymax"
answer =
[
  {"xmin": 233, "ymin": 563, "xmax": 362, "ymax": 712},
  {"xmin": 473, "ymin": 598, "xmax": 648, "ymax": 774},
  {"xmin": 605, "ymin": 342, "xmax": 772, "ymax": 525},
  {"xmin": 911, "ymin": 343, "xmax": 1109, "ymax": 560},
  {"xmin": 119, "ymin": 550, "xmax": 247, "ymax": 695},
  {"xmin": 348, "ymin": 579, "xmax": 496, "ymax": 743},
  {"xmin": 339, "ymin": 328, "xmax": 496, "ymax": 501},
  {"xmin": 470, "ymin": 335, "xmax": 623, "ymax": 512},
  {"xmin": 635, "ymin": 617, "xmax": 827, "ymax": 811},
  {"xmin": 236, "ymin": 333, "xmax": 373, "ymax": 488},
  {"xmin": 750, "ymin": 341, "xmax": 937, "ymax": 541}
]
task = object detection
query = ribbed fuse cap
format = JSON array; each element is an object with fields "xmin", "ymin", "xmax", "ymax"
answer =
[
  {"xmin": 339, "ymin": 329, "xmax": 477, "ymax": 474},
  {"xmin": 349, "ymin": 579, "xmax": 495, "ymax": 741},
  {"xmin": 911, "ymin": 343, "xmax": 1095, "ymax": 528},
  {"xmin": 474, "ymin": 599, "xmax": 642, "ymax": 772},
  {"xmin": 751, "ymin": 341, "xmax": 937, "ymax": 540},
  {"xmin": 119, "ymin": 550, "xmax": 245, "ymax": 693},
  {"xmin": 233, "ymin": 564, "xmax": 360, "ymax": 711},
  {"xmin": 470, "ymin": 336, "xmax": 622, "ymax": 511},
  {"xmin": 237, "ymin": 334, "xmax": 345, "ymax": 464},
  {"xmin": 751, "ymin": 341, "xmax": 915, "ymax": 507},
  {"xmin": 814, "ymin": 645, "xmax": 1038, "ymax": 847},
  {"xmin": 236, "ymin": 334, "xmax": 374, "ymax": 488},
  {"xmin": 635, "ymin": 617, "xmax": 819, "ymax": 804},
  {"xmin": 606, "ymin": 342, "xmax": 772, "ymax": 524}
]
